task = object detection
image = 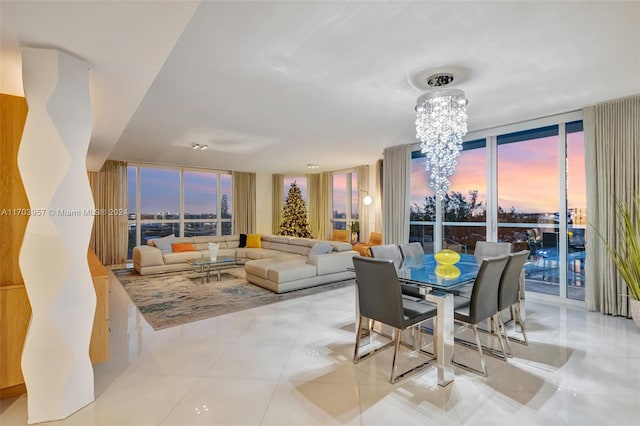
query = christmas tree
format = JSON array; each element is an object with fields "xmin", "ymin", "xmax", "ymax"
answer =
[{"xmin": 278, "ymin": 181, "xmax": 313, "ymax": 238}]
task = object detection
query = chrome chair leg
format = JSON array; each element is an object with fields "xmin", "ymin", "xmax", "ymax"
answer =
[
  {"xmin": 353, "ymin": 315, "xmax": 364, "ymax": 362},
  {"xmin": 497, "ymin": 311, "xmax": 513, "ymax": 357},
  {"xmin": 451, "ymin": 324, "xmax": 489, "ymax": 377},
  {"xmin": 390, "ymin": 328, "xmax": 402, "ymax": 383},
  {"xmin": 494, "ymin": 313, "xmax": 510, "ymax": 359},
  {"xmin": 506, "ymin": 302, "xmax": 529, "ymax": 346},
  {"xmin": 353, "ymin": 315, "xmax": 394, "ymax": 364}
]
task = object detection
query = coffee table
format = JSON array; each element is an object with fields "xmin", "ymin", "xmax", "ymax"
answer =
[{"xmin": 187, "ymin": 258, "xmax": 243, "ymax": 283}]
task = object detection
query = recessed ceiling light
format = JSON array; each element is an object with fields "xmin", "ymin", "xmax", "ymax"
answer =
[
  {"xmin": 192, "ymin": 142, "xmax": 208, "ymax": 150},
  {"xmin": 307, "ymin": 163, "xmax": 319, "ymax": 169}
]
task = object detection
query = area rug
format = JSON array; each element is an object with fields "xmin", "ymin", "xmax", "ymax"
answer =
[{"xmin": 113, "ymin": 267, "xmax": 354, "ymax": 331}]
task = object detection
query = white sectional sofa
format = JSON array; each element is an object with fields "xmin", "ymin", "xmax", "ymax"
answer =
[{"xmin": 132, "ymin": 234, "xmax": 357, "ymax": 293}]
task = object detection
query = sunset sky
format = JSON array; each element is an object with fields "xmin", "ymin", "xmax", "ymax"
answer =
[
  {"xmin": 126, "ymin": 130, "xmax": 586, "ymax": 220},
  {"xmin": 410, "ymin": 132, "xmax": 586, "ymax": 215}
]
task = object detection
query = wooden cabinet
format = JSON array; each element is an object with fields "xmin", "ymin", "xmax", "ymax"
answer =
[{"xmin": 88, "ymin": 250, "xmax": 110, "ymax": 364}]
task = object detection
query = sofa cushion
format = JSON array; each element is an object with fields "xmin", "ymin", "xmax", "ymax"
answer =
[
  {"xmin": 308, "ymin": 250, "xmax": 357, "ymax": 275},
  {"xmin": 163, "ymin": 251, "xmax": 202, "ymax": 264},
  {"xmin": 281, "ymin": 244, "xmax": 310, "ymax": 256},
  {"xmin": 309, "ymin": 242, "xmax": 333, "ymax": 255},
  {"xmin": 239, "ymin": 233, "xmax": 247, "ymax": 247},
  {"xmin": 267, "ymin": 262, "xmax": 317, "ymax": 283},
  {"xmin": 172, "ymin": 242, "xmax": 196, "ymax": 252},
  {"xmin": 270, "ymin": 236, "xmax": 290, "ymax": 244},
  {"xmin": 268, "ymin": 242, "xmax": 288, "ymax": 252},
  {"xmin": 328, "ymin": 241, "xmax": 354, "ymax": 252},
  {"xmin": 247, "ymin": 234, "xmax": 262, "ymax": 248},
  {"xmin": 289, "ymin": 238, "xmax": 312, "ymax": 247},
  {"xmin": 152, "ymin": 234, "xmax": 176, "ymax": 253}
]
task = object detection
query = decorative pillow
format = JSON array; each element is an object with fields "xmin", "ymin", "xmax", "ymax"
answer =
[
  {"xmin": 208, "ymin": 242, "xmax": 220, "ymax": 261},
  {"xmin": 309, "ymin": 242, "xmax": 333, "ymax": 255},
  {"xmin": 246, "ymin": 234, "xmax": 261, "ymax": 248},
  {"xmin": 153, "ymin": 234, "xmax": 176, "ymax": 253},
  {"xmin": 171, "ymin": 242, "xmax": 195, "ymax": 253},
  {"xmin": 239, "ymin": 233, "xmax": 247, "ymax": 248}
]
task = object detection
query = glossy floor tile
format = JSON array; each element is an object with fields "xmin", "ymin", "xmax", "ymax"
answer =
[{"xmin": 1, "ymin": 269, "xmax": 639, "ymax": 425}]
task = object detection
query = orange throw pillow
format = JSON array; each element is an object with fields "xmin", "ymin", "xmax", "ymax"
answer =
[
  {"xmin": 171, "ymin": 242, "xmax": 195, "ymax": 252},
  {"xmin": 246, "ymin": 234, "xmax": 262, "ymax": 248}
]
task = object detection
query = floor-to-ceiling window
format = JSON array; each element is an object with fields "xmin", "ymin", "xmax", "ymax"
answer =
[
  {"xmin": 409, "ymin": 113, "xmax": 586, "ymax": 302},
  {"xmin": 140, "ymin": 167, "xmax": 181, "ymax": 245},
  {"xmin": 127, "ymin": 165, "xmax": 233, "ymax": 255},
  {"xmin": 566, "ymin": 121, "xmax": 586, "ymax": 301},
  {"xmin": 497, "ymin": 126, "xmax": 561, "ymax": 296},
  {"xmin": 332, "ymin": 172, "xmax": 358, "ymax": 231},
  {"xmin": 410, "ymin": 140, "xmax": 487, "ymax": 254}
]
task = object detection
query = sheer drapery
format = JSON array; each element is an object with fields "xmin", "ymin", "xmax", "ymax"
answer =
[
  {"xmin": 356, "ymin": 165, "xmax": 370, "ymax": 241},
  {"xmin": 374, "ymin": 159, "xmax": 383, "ymax": 233},
  {"xmin": 584, "ymin": 94, "xmax": 640, "ymax": 315},
  {"xmin": 232, "ymin": 171, "xmax": 256, "ymax": 234},
  {"xmin": 89, "ymin": 160, "xmax": 127, "ymax": 265},
  {"xmin": 308, "ymin": 172, "xmax": 332, "ymax": 240},
  {"xmin": 382, "ymin": 145, "xmax": 411, "ymax": 245},
  {"xmin": 271, "ymin": 174, "xmax": 284, "ymax": 234}
]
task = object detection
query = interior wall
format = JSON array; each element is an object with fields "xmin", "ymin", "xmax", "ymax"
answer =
[{"xmin": 255, "ymin": 172, "xmax": 272, "ymax": 234}]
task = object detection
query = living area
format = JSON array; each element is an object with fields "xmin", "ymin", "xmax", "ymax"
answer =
[{"xmin": 2, "ymin": 2, "xmax": 640, "ymax": 425}]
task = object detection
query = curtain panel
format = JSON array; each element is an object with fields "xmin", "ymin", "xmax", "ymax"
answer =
[
  {"xmin": 356, "ymin": 165, "xmax": 370, "ymax": 241},
  {"xmin": 308, "ymin": 172, "xmax": 332, "ymax": 240},
  {"xmin": 374, "ymin": 159, "xmax": 383, "ymax": 232},
  {"xmin": 584, "ymin": 94, "xmax": 640, "ymax": 316},
  {"xmin": 232, "ymin": 171, "xmax": 256, "ymax": 234},
  {"xmin": 272, "ymin": 174, "xmax": 284, "ymax": 234},
  {"xmin": 382, "ymin": 145, "xmax": 411, "ymax": 245},
  {"xmin": 89, "ymin": 160, "xmax": 128, "ymax": 265}
]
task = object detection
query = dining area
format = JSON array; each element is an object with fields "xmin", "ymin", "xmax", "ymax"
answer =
[{"xmin": 351, "ymin": 242, "xmax": 530, "ymax": 386}]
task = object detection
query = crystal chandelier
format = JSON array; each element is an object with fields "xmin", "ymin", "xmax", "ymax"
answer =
[{"xmin": 415, "ymin": 73, "xmax": 468, "ymax": 199}]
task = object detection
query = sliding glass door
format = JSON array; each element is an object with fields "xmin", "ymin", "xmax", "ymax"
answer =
[{"xmin": 410, "ymin": 113, "xmax": 587, "ymax": 303}]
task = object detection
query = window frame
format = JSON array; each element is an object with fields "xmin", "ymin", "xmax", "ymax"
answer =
[{"xmin": 127, "ymin": 163, "xmax": 233, "ymax": 255}]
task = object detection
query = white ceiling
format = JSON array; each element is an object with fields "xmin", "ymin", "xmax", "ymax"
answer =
[{"xmin": 2, "ymin": 1, "xmax": 639, "ymax": 173}]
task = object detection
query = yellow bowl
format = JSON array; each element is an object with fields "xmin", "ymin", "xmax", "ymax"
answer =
[
  {"xmin": 434, "ymin": 249, "xmax": 461, "ymax": 265},
  {"xmin": 435, "ymin": 264, "xmax": 461, "ymax": 279}
]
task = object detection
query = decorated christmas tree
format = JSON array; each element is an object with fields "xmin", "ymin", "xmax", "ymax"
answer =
[{"xmin": 278, "ymin": 181, "xmax": 313, "ymax": 238}]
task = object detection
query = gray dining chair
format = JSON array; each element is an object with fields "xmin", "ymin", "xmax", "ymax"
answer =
[
  {"xmin": 399, "ymin": 242, "xmax": 424, "ymax": 259},
  {"xmin": 369, "ymin": 244, "xmax": 403, "ymax": 269},
  {"xmin": 370, "ymin": 244, "xmax": 421, "ymax": 298},
  {"xmin": 474, "ymin": 241, "xmax": 513, "ymax": 262},
  {"xmin": 352, "ymin": 256, "xmax": 437, "ymax": 383},
  {"xmin": 457, "ymin": 241, "xmax": 513, "ymax": 300},
  {"xmin": 452, "ymin": 254, "xmax": 509, "ymax": 377},
  {"xmin": 497, "ymin": 250, "xmax": 530, "ymax": 350}
]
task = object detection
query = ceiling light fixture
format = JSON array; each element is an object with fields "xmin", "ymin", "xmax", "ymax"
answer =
[
  {"xmin": 415, "ymin": 72, "xmax": 468, "ymax": 199},
  {"xmin": 306, "ymin": 163, "xmax": 319, "ymax": 169},
  {"xmin": 192, "ymin": 142, "xmax": 208, "ymax": 150}
]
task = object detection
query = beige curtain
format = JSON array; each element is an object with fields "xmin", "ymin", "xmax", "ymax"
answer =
[
  {"xmin": 584, "ymin": 94, "xmax": 640, "ymax": 316},
  {"xmin": 89, "ymin": 160, "xmax": 128, "ymax": 265},
  {"xmin": 272, "ymin": 174, "xmax": 284, "ymax": 233},
  {"xmin": 232, "ymin": 171, "xmax": 256, "ymax": 234},
  {"xmin": 382, "ymin": 144, "xmax": 411, "ymax": 245},
  {"xmin": 374, "ymin": 159, "xmax": 383, "ymax": 232},
  {"xmin": 356, "ymin": 165, "xmax": 370, "ymax": 241},
  {"xmin": 308, "ymin": 172, "xmax": 331, "ymax": 239}
]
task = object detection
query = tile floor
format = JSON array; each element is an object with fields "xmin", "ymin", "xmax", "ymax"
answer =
[{"xmin": 1, "ymin": 269, "xmax": 639, "ymax": 425}]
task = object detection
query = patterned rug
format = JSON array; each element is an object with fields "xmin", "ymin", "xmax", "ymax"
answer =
[{"xmin": 113, "ymin": 267, "xmax": 354, "ymax": 331}]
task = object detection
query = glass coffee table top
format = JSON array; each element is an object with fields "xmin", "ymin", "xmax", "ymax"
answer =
[{"xmin": 187, "ymin": 258, "xmax": 242, "ymax": 283}]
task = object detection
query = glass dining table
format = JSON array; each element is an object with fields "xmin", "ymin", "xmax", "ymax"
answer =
[{"xmin": 396, "ymin": 253, "xmax": 480, "ymax": 386}]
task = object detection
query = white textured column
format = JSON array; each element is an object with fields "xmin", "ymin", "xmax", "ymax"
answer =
[{"xmin": 18, "ymin": 48, "xmax": 96, "ymax": 423}]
